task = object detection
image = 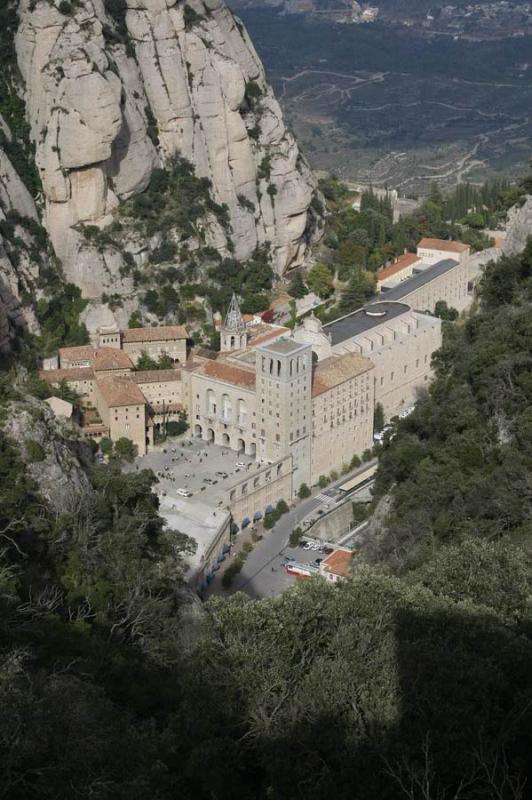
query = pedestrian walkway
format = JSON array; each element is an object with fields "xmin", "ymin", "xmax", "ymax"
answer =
[{"xmin": 315, "ymin": 493, "xmax": 332, "ymax": 504}]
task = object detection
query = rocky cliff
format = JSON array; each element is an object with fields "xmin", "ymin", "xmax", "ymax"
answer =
[
  {"xmin": 502, "ymin": 195, "xmax": 532, "ymax": 257},
  {"xmin": 0, "ymin": 111, "xmax": 42, "ymax": 354},
  {"xmin": 12, "ymin": 0, "xmax": 317, "ymax": 304}
]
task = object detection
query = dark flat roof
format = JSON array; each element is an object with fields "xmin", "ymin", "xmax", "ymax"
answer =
[
  {"xmin": 379, "ymin": 258, "xmax": 459, "ymax": 302},
  {"xmin": 322, "ymin": 259, "xmax": 460, "ymax": 346},
  {"xmin": 323, "ymin": 301, "xmax": 411, "ymax": 346}
]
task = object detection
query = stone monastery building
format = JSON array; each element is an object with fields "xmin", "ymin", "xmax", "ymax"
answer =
[{"xmin": 40, "ymin": 238, "xmax": 470, "ymax": 497}]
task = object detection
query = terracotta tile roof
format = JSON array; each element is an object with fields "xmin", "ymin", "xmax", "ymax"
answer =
[
  {"xmin": 59, "ymin": 345, "xmax": 97, "ymax": 363},
  {"xmin": 92, "ymin": 350, "xmax": 134, "ymax": 371},
  {"xmin": 81, "ymin": 424, "xmax": 109, "ymax": 435},
  {"xmin": 194, "ymin": 347, "xmax": 219, "ymax": 360},
  {"xmin": 312, "ymin": 352, "xmax": 374, "ymax": 397},
  {"xmin": 97, "ymin": 375, "xmax": 147, "ymax": 407},
  {"xmin": 58, "ymin": 346, "xmax": 133, "ymax": 371},
  {"xmin": 132, "ymin": 369, "xmax": 181, "ymax": 384},
  {"xmin": 40, "ymin": 367, "xmax": 95, "ymax": 382},
  {"xmin": 122, "ymin": 325, "xmax": 188, "ymax": 343},
  {"xmin": 199, "ymin": 360, "xmax": 256, "ymax": 390},
  {"xmin": 417, "ymin": 238, "xmax": 470, "ymax": 253},
  {"xmin": 377, "ymin": 253, "xmax": 420, "ymax": 282},
  {"xmin": 322, "ymin": 549, "xmax": 353, "ymax": 578}
]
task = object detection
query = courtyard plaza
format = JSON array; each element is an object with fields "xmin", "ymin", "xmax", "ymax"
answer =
[{"xmin": 127, "ymin": 436, "xmax": 263, "ymax": 509}]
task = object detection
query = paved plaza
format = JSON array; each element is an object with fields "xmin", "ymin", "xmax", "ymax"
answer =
[{"xmin": 129, "ymin": 436, "xmax": 265, "ymax": 508}]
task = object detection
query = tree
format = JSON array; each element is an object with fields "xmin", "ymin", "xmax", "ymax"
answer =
[
  {"xmin": 307, "ymin": 263, "xmax": 334, "ymax": 299},
  {"xmin": 128, "ymin": 310, "xmax": 143, "ymax": 328},
  {"xmin": 263, "ymin": 511, "xmax": 277, "ymax": 529},
  {"xmin": 298, "ymin": 483, "xmax": 311, "ymax": 499},
  {"xmin": 113, "ymin": 437, "xmax": 137, "ymax": 462},
  {"xmin": 434, "ymin": 300, "xmax": 459, "ymax": 321},
  {"xmin": 136, "ymin": 351, "xmax": 159, "ymax": 370},
  {"xmin": 288, "ymin": 271, "xmax": 308, "ymax": 299},
  {"xmin": 157, "ymin": 352, "xmax": 174, "ymax": 369},
  {"xmin": 338, "ymin": 268, "xmax": 375, "ymax": 315},
  {"xmin": 374, "ymin": 402, "xmax": 385, "ymax": 432},
  {"xmin": 318, "ymin": 475, "xmax": 329, "ymax": 489},
  {"xmin": 289, "ymin": 527, "xmax": 304, "ymax": 547},
  {"xmin": 100, "ymin": 437, "xmax": 113, "ymax": 456},
  {"xmin": 166, "ymin": 412, "xmax": 189, "ymax": 437},
  {"xmin": 276, "ymin": 499, "xmax": 289, "ymax": 515}
]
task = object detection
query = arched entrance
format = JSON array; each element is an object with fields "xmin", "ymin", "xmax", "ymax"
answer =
[
  {"xmin": 221, "ymin": 433, "xmax": 230, "ymax": 446},
  {"xmin": 237, "ymin": 438, "xmax": 245, "ymax": 453},
  {"xmin": 206, "ymin": 428, "xmax": 215, "ymax": 442},
  {"xmin": 194, "ymin": 424, "xmax": 202, "ymax": 438},
  {"xmin": 248, "ymin": 441, "xmax": 256, "ymax": 457}
]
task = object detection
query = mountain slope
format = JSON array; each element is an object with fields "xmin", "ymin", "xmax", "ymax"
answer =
[{"xmin": 12, "ymin": 0, "xmax": 317, "ymax": 304}]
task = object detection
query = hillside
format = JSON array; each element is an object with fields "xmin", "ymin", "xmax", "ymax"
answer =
[
  {"xmin": 1, "ymin": 212, "xmax": 532, "ymax": 797},
  {"xmin": 0, "ymin": 0, "xmax": 320, "ymax": 346}
]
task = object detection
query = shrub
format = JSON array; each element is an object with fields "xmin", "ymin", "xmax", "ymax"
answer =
[
  {"xmin": 352, "ymin": 502, "xmax": 371, "ymax": 523},
  {"xmin": 318, "ymin": 475, "xmax": 329, "ymax": 489},
  {"xmin": 58, "ymin": 1, "xmax": 73, "ymax": 14},
  {"xmin": 100, "ymin": 437, "xmax": 113, "ymax": 456},
  {"xmin": 350, "ymin": 454, "xmax": 361, "ymax": 469},
  {"xmin": 128, "ymin": 311, "xmax": 143, "ymax": 328},
  {"xmin": 183, "ymin": 5, "xmax": 205, "ymax": 30},
  {"xmin": 114, "ymin": 437, "xmax": 137, "ymax": 462},
  {"xmin": 289, "ymin": 527, "xmax": 303, "ymax": 547},
  {"xmin": 362, "ymin": 449, "xmax": 373, "ymax": 463},
  {"xmin": 242, "ymin": 541, "xmax": 253, "ymax": 554},
  {"xmin": 330, "ymin": 470, "xmax": 339, "ymax": 482},
  {"xmin": 263, "ymin": 512, "xmax": 277, "ymax": 530},
  {"xmin": 298, "ymin": 483, "xmax": 311, "ymax": 499},
  {"xmin": 166, "ymin": 413, "xmax": 188, "ymax": 437},
  {"xmin": 276, "ymin": 499, "xmax": 289, "ymax": 515},
  {"xmin": 25, "ymin": 439, "xmax": 45, "ymax": 463},
  {"xmin": 244, "ymin": 80, "xmax": 262, "ymax": 106}
]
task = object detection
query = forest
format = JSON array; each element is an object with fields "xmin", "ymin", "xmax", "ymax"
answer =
[{"xmin": 1, "ymin": 228, "xmax": 532, "ymax": 797}]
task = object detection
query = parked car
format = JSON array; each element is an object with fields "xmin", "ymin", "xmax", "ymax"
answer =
[
  {"xmin": 176, "ymin": 488, "xmax": 193, "ymax": 497},
  {"xmin": 235, "ymin": 461, "xmax": 247, "ymax": 468},
  {"xmin": 215, "ymin": 471, "xmax": 228, "ymax": 478}
]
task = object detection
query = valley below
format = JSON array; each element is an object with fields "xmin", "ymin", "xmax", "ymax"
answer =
[{"xmin": 238, "ymin": 9, "xmax": 532, "ymax": 193}]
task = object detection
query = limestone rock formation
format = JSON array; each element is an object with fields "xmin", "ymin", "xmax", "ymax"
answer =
[
  {"xmin": 14, "ymin": 0, "xmax": 318, "ymax": 300},
  {"xmin": 0, "ymin": 114, "xmax": 41, "ymax": 353},
  {"xmin": 502, "ymin": 195, "xmax": 532, "ymax": 257},
  {"xmin": 2, "ymin": 398, "xmax": 92, "ymax": 510}
]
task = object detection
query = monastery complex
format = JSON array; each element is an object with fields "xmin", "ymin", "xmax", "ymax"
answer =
[{"xmin": 40, "ymin": 239, "xmax": 471, "ymax": 532}]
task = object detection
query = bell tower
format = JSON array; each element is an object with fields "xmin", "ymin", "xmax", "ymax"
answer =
[{"xmin": 221, "ymin": 293, "xmax": 249, "ymax": 352}]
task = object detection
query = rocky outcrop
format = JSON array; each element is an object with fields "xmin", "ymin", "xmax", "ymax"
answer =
[
  {"xmin": 15, "ymin": 0, "xmax": 317, "ymax": 299},
  {"xmin": 503, "ymin": 195, "xmax": 532, "ymax": 257},
  {"xmin": 0, "ymin": 115, "xmax": 41, "ymax": 353},
  {"xmin": 2, "ymin": 398, "xmax": 92, "ymax": 510}
]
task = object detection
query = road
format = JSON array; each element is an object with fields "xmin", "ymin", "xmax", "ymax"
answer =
[{"xmin": 229, "ymin": 467, "xmax": 376, "ymax": 599}]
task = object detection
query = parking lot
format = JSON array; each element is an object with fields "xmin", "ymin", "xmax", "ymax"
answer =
[{"xmin": 128, "ymin": 437, "xmax": 265, "ymax": 507}]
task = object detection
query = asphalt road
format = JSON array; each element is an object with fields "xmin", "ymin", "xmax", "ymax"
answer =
[{"xmin": 231, "ymin": 467, "xmax": 376, "ymax": 599}]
